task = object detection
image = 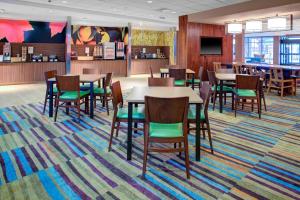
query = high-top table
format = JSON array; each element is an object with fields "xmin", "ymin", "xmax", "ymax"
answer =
[
  {"xmin": 126, "ymin": 86, "xmax": 203, "ymax": 161},
  {"xmin": 48, "ymin": 74, "xmax": 106, "ymax": 119},
  {"xmin": 160, "ymin": 68, "xmax": 196, "ymax": 89}
]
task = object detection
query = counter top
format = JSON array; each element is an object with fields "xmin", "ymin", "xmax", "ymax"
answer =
[{"xmin": 132, "ymin": 58, "xmax": 169, "ymax": 60}]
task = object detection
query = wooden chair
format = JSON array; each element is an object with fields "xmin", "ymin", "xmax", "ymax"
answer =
[
  {"xmin": 169, "ymin": 68, "xmax": 186, "ymax": 86},
  {"xmin": 233, "ymin": 63, "xmax": 243, "ymax": 74},
  {"xmin": 94, "ymin": 73, "xmax": 113, "ymax": 115},
  {"xmin": 207, "ymin": 71, "xmax": 233, "ymax": 110},
  {"xmin": 148, "ymin": 78, "xmax": 174, "ymax": 87},
  {"xmin": 43, "ymin": 70, "xmax": 58, "ymax": 114},
  {"xmin": 188, "ymin": 81, "xmax": 213, "ymax": 154},
  {"xmin": 108, "ymin": 81, "xmax": 145, "ymax": 151},
  {"xmin": 267, "ymin": 68, "xmax": 295, "ymax": 97},
  {"xmin": 233, "ymin": 75, "xmax": 261, "ymax": 118},
  {"xmin": 186, "ymin": 66, "xmax": 203, "ymax": 89},
  {"xmin": 143, "ymin": 96, "xmax": 190, "ymax": 179},
  {"xmin": 54, "ymin": 75, "xmax": 90, "ymax": 122},
  {"xmin": 213, "ymin": 62, "xmax": 222, "ymax": 72},
  {"xmin": 149, "ymin": 66, "xmax": 154, "ymax": 78}
]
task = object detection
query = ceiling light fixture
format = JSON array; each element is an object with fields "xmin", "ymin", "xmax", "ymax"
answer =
[
  {"xmin": 62, "ymin": 0, "xmax": 68, "ymax": 3},
  {"xmin": 268, "ymin": 15, "xmax": 287, "ymax": 31},
  {"xmin": 146, "ymin": 0, "xmax": 153, "ymax": 3},
  {"xmin": 227, "ymin": 22, "xmax": 243, "ymax": 34},
  {"xmin": 171, "ymin": 11, "xmax": 176, "ymax": 14},
  {"xmin": 245, "ymin": 20, "xmax": 262, "ymax": 32}
]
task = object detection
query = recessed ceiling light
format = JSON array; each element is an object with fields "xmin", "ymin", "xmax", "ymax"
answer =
[
  {"xmin": 62, "ymin": 0, "xmax": 67, "ymax": 3},
  {"xmin": 81, "ymin": 17, "xmax": 88, "ymax": 20},
  {"xmin": 147, "ymin": 0, "xmax": 153, "ymax": 3},
  {"xmin": 171, "ymin": 11, "xmax": 176, "ymax": 14},
  {"xmin": 159, "ymin": 8, "xmax": 171, "ymax": 13},
  {"xmin": 49, "ymin": 9, "xmax": 53, "ymax": 13}
]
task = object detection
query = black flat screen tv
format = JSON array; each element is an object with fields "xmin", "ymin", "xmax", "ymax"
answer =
[{"xmin": 200, "ymin": 37, "xmax": 222, "ymax": 55}]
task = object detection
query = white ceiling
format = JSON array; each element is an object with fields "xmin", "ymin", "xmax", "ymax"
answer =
[{"xmin": 0, "ymin": 0, "xmax": 249, "ymax": 30}]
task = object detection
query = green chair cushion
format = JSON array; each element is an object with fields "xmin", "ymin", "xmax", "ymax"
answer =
[
  {"xmin": 52, "ymin": 86, "xmax": 58, "ymax": 93},
  {"xmin": 117, "ymin": 106, "xmax": 145, "ymax": 119},
  {"xmin": 188, "ymin": 109, "xmax": 205, "ymax": 121},
  {"xmin": 212, "ymin": 85, "xmax": 232, "ymax": 92},
  {"xmin": 174, "ymin": 80, "xmax": 186, "ymax": 86},
  {"xmin": 60, "ymin": 90, "xmax": 90, "ymax": 100},
  {"xmin": 149, "ymin": 122, "xmax": 183, "ymax": 138},
  {"xmin": 233, "ymin": 89, "xmax": 256, "ymax": 97},
  {"xmin": 94, "ymin": 87, "xmax": 111, "ymax": 95},
  {"xmin": 186, "ymin": 79, "xmax": 201, "ymax": 84}
]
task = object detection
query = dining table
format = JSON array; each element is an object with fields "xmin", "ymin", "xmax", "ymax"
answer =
[
  {"xmin": 47, "ymin": 74, "xmax": 106, "ymax": 119},
  {"xmin": 126, "ymin": 86, "xmax": 203, "ymax": 161},
  {"xmin": 160, "ymin": 68, "xmax": 196, "ymax": 89}
]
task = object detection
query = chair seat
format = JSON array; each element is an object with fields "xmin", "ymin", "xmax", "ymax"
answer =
[
  {"xmin": 94, "ymin": 87, "xmax": 111, "ymax": 95},
  {"xmin": 60, "ymin": 90, "xmax": 90, "ymax": 100},
  {"xmin": 233, "ymin": 89, "xmax": 256, "ymax": 97},
  {"xmin": 149, "ymin": 122, "xmax": 183, "ymax": 138},
  {"xmin": 53, "ymin": 86, "xmax": 58, "ymax": 93},
  {"xmin": 174, "ymin": 80, "xmax": 185, "ymax": 86},
  {"xmin": 117, "ymin": 106, "xmax": 145, "ymax": 119},
  {"xmin": 188, "ymin": 109, "xmax": 205, "ymax": 121},
  {"xmin": 186, "ymin": 79, "xmax": 201, "ymax": 84},
  {"xmin": 212, "ymin": 85, "xmax": 232, "ymax": 92}
]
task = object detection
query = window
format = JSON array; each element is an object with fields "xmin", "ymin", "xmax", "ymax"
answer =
[
  {"xmin": 280, "ymin": 37, "xmax": 300, "ymax": 65},
  {"xmin": 244, "ymin": 37, "xmax": 274, "ymax": 64}
]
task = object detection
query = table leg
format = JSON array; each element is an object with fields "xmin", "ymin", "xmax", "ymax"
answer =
[
  {"xmin": 195, "ymin": 103, "xmax": 201, "ymax": 161},
  {"xmin": 192, "ymin": 74, "xmax": 195, "ymax": 90},
  {"xmin": 49, "ymin": 82, "xmax": 54, "ymax": 117},
  {"xmin": 219, "ymin": 80, "xmax": 223, "ymax": 113},
  {"xmin": 134, "ymin": 104, "xmax": 138, "ymax": 133},
  {"xmin": 127, "ymin": 102, "xmax": 133, "ymax": 160},
  {"xmin": 102, "ymin": 77, "xmax": 105, "ymax": 88},
  {"xmin": 90, "ymin": 82, "xmax": 94, "ymax": 118},
  {"xmin": 161, "ymin": 73, "xmax": 163, "ymax": 78}
]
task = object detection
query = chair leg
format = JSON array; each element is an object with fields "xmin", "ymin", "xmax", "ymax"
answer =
[
  {"xmin": 183, "ymin": 136, "xmax": 190, "ymax": 179},
  {"xmin": 231, "ymin": 93, "xmax": 234, "ymax": 110},
  {"xmin": 206, "ymin": 122, "xmax": 214, "ymax": 154},
  {"xmin": 235, "ymin": 97, "xmax": 238, "ymax": 117},
  {"xmin": 106, "ymin": 97, "xmax": 110, "ymax": 115},
  {"xmin": 224, "ymin": 93, "xmax": 227, "ymax": 105},
  {"xmin": 77, "ymin": 100, "xmax": 80, "ymax": 122},
  {"xmin": 178, "ymin": 142, "xmax": 182, "ymax": 157},
  {"xmin": 43, "ymin": 91, "xmax": 48, "ymax": 114},
  {"xmin": 281, "ymin": 82, "xmax": 284, "ymax": 97},
  {"xmin": 257, "ymin": 97, "xmax": 261, "ymax": 119},
  {"xmin": 115, "ymin": 122, "xmax": 120, "ymax": 137},
  {"xmin": 108, "ymin": 119, "xmax": 116, "ymax": 152},
  {"xmin": 142, "ymin": 135, "xmax": 149, "ymax": 178},
  {"xmin": 201, "ymin": 122, "xmax": 206, "ymax": 139},
  {"xmin": 262, "ymin": 93, "xmax": 267, "ymax": 111},
  {"xmin": 212, "ymin": 92, "xmax": 217, "ymax": 111},
  {"xmin": 54, "ymin": 101, "xmax": 59, "ymax": 122}
]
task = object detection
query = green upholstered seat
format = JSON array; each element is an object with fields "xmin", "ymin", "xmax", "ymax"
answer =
[
  {"xmin": 94, "ymin": 87, "xmax": 111, "ymax": 95},
  {"xmin": 149, "ymin": 122, "xmax": 183, "ymax": 138},
  {"xmin": 233, "ymin": 89, "xmax": 256, "ymax": 97},
  {"xmin": 188, "ymin": 109, "xmax": 205, "ymax": 121},
  {"xmin": 59, "ymin": 90, "xmax": 90, "ymax": 100},
  {"xmin": 174, "ymin": 80, "xmax": 185, "ymax": 86},
  {"xmin": 186, "ymin": 79, "xmax": 201, "ymax": 84},
  {"xmin": 117, "ymin": 106, "xmax": 145, "ymax": 119},
  {"xmin": 52, "ymin": 86, "xmax": 58, "ymax": 93},
  {"xmin": 212, "ymin": 85, "xmax": 232, "ymax": 92}
]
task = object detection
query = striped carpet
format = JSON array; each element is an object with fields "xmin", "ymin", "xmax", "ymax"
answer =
[{"xmin": 0, "ymin": 92, "xmax": 299, "ymax": 200}]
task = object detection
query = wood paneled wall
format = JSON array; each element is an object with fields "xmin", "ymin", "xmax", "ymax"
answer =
[
  {"xmin": 178, "ymin": 18, "xmax": 233, "ymax": 80},
  {"xmin": 235, "ymin": 34, "xmax": 244, "ymax": 62},
  {"xmin": 131, "ymin": 59, "xmax": 169, "ymax": 75},
  {"xmin": 0, "ymin": 62, "xmax": 65, "ymax": 85},
  {"xmin": 71, "ymin": 60, "xmax": 127, "ymax": 76}
]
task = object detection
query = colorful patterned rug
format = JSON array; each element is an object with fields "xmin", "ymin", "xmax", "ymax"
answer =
[{"xmin": 0, "ymin": 92, "xmax": 299, "ymax": 200}]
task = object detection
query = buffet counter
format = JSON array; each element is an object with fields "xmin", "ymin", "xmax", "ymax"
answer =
[
  {"xmin": 0, "ymin": 62, "xmax": 65, "ymax": 85},
  {"xmin": 131, "ymin": 58, "xmax": 169, "ymax": 75},
  {"xmin": 71, "ymin": 60, "xmax": 127, "ymax": 76}
]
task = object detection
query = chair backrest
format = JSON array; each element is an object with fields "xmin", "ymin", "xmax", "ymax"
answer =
[
  {"xmin": 207, "ymin": 71, "xmax": 218, "ymax": 86},
  {"xmin": 233, "ymin": 64, "xmax": 242, "ymax": 74},
  {"xmin": 145, "ymin": 96, "xmax": 189, "ymax": 124},
  {"xmin": 56, "ymin": 75, "xmax": 80, "ymax": 92},
  {"xmin": 148, "ymin": 78, "xmax": 174, "ymax": 87},
  {"xmin": 104, "ymin": 73, "xmax": 113, "ymax": 88},
  {"xmin": 216, "ymin": 68, "xmax": 234, "ymax": 74},
  {"xmin": 270, "ymin": 68, "xmax": 284, "ymax": 80},
  {"xmin": 83, "ymin": 68, "xmax": 98, "ymax": 74},
  {"xmin": 198, "ymin": 66, "xmax": 204, "ymax": 80},
  {"xmin": 44, "ymin": 70, "xmax": 57, "ymax": 84},
  {"xmin": 149, "ymin": 66, "xmax": 154, "ymax": 78},
  {"xmin": 169, "ymin": 68, "xmax": 186, "ymax": 80},
  {"xmin": 213, "ymin": 62, "xmax": 222, "ymax": 71},
  {"xmin": 200, "ymin": 81, "xmax": 211, "ymax": 119},
  {"xmin": 236, "ymin": 75, "xmax": 259, "ymax": 90},
  {"xmin": 110, "ymin": 81, "xmax": 123, "ymax": 109}
]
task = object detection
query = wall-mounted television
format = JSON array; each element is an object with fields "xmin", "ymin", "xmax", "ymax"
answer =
[{"xmin": 200, "ymin": 37, "xmax": 222, "ymax": 55}]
